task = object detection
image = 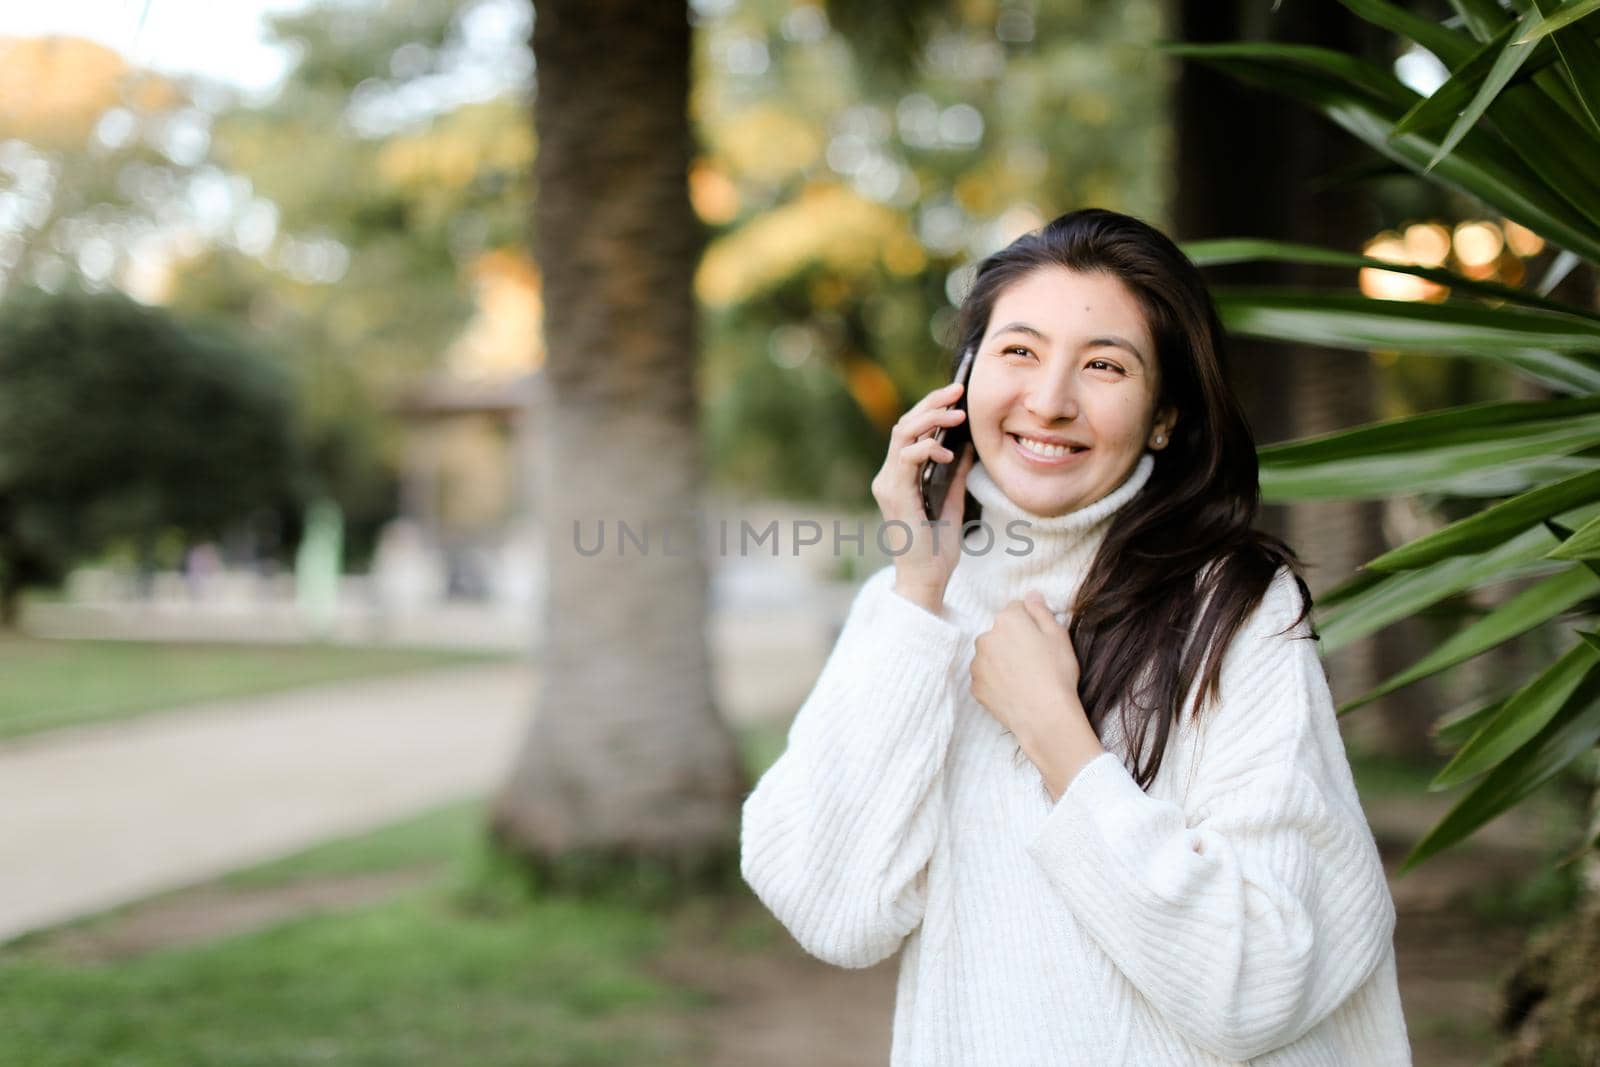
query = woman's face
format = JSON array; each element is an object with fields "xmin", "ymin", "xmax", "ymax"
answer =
[{"xmin": 966, "ymin": 266, "xmax": 1178, "ymax": 518}]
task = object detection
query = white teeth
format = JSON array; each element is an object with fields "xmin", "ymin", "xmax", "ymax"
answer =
[{"xmin": 1015, "ymin": 435, "xmax": 1083, "ymax": 458}]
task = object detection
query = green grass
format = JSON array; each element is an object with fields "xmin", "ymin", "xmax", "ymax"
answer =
[
  {"xmin": 0, "ymin": 716, "xmax": 837, "ymax": 1065},
  {"xmin": 733, "ymin": 717, "xmax": 790, "ymax": 781},
  {"xmin": 0, "ymin": 783, "xmax": 738, "ymax": 1067},
  {"xmin": 0, "ymin": 724, "xmax": 806, "ymax": 1067},
  {"xmin": 0, "ymin": 891, "xmax": 703, "ymax": 1067},
  {"xmin": 222, "ymin": 799, "xmax": 489, "ymax": 890},
  {"xmin": 0, "ymin": 636, "xmax": 513, "ymax": 740}
]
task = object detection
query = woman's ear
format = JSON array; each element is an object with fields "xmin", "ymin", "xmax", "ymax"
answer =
[{"xmin": 1152, "ymin": 405, "xmax": 1178, "ymax": 448}]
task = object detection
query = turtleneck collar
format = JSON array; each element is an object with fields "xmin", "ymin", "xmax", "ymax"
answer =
[{"xmin": 946, "ymin": 451, "xmax": 1156, "ymax": 622}]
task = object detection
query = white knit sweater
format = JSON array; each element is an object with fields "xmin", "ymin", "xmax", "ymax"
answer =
[{"xmin": 741, "ymin": 451, "xmax": 1413, "ymax": 1065}]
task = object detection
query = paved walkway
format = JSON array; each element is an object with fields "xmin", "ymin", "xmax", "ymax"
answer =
[
  {"xmin": 0, "ymin": 613, "xmax": 835, "ymax": 944},
  {"xmin": 0, "ymin": 663, "xmax": 531, "ymax": 942}
]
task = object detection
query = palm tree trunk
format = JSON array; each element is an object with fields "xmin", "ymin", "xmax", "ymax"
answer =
[{"xmin": 489, "ymin": 0, "xmax": 747, "ymax": 889}]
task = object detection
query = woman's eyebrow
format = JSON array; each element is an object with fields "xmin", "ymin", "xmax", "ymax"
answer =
[
  {"xmin": 993, "ymin": 321, "xmax": 1050, "ymax": 342},
  {"xmin": 992, "ymin": 322, "xmax": 1147, "ymax": 368},
  {"xmin": 1087, "ymin": 335, "xmax": 1147, "ymax": 368}
]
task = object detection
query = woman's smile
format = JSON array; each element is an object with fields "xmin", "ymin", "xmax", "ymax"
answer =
[{"xmin": 1009, "ymin": 432, "xmax": 1091, "ymax": 467}]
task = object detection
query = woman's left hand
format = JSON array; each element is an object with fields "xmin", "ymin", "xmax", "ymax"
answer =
[{"xmin": 971, "ymin": 591, "xmax": 1103, "ymax": 797}]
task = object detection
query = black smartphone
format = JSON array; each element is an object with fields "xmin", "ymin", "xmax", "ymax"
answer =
[{"xmin": 919, "ymin": 345, "xmax": 977, "ymax": 522}]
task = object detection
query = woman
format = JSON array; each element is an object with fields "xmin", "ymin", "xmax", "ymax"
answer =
[{"xmin": 740, "ymin": 208, "xmax": 1412, "ymax": 1065}]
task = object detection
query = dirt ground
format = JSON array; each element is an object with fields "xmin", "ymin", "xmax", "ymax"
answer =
[
  {"xmin": 651, "ymin": 893, "xmax": 900, "ymax": 1067},
  {"xmin": 645, "ymin": 823, "xmax": 1559, "ymax": 1067},
  {"xmin": 23, "ymin": 867, "xmax": 444, "ymax": 963},
  {"xmin": 15, "ymin": 818, "xmax": 1558, "ymax": 1067}
]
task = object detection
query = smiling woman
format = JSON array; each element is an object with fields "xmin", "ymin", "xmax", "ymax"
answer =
[
  {"xmin": 965, "ymin": 267, "xmax": 1178, "ymax": 520},
  {"xmin": 741, "ymin": 208, "xmax": 1414, "ymax": 1065}
]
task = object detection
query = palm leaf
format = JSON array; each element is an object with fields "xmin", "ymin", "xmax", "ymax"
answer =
[
  {"xmin": 1515, "ymin": 0, "xmax": 1600, "ymax": 44},
  {"xmin": 1547, "ymin": 511, "xmax": 1600, "ymax": 559},
  {"xmin": 1433, "ymin": 690, "xmax": 1513, "ymax": 746},
  {"xmin": 1215, "ymin": 289, "xmax": 1600, "ymax": 395},
  {"xmin": 1259, "ymin": 411, "xmax": 1600, "ymax": 501},
  {"xmin": 1163, "ymin": 42, "xmax": 1600, "ymax": 262},
  {"xmin": 1261, "ymin": 394, "xmax": 1600, "ymax": 466},
  {"xmin": 1426, "ymin": 454, "xmax": 1600, "ymax": 498},
  {"xmin": 1339, "ymin": 564, "xmax": 1600, "ymax": 712},
  {"xmin": 1430, "ymin": 635, "xmax": 1600, "ymax": 787},
  {"xmin": 1445, "ymin": 0, "xmax": 1518, "ymax": 43},
  {"xmin": 1428, "ymin": 11, "xmax": 1544, "ymax": 172},
  {"xmin": 1446, "ymin": 0, "xmax": 1597, "ymax": 124},
  {"xmin": 1313, "ymin": 503, "xmax": 1600, "ymax": 652},
  {"xmin": 1337, "ymin": 0, "xmax": 1479, "ymax": 62},
  {"xmin": 1184, "ymin": 238, "xmax": 1595, "ymax": 319},
  {"xmin": 1391, "ymin": 24, "xmax": 1559, "ymax": 140},
  {"xmin": 1367, "ymin": 467, "xmax": 1600, "ymax": 570},
  {"xmin": 1534, "ymin": 0, "xmax": 1600, "ymax": 136},
  {"xmin": 1399, "ymin": 650, "xmax": 1600, "ymax": 872}
]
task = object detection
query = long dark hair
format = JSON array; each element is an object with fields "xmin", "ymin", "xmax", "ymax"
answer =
[{"xmin": 949, "ymin": 207, "xmax": 1315, "ymax": 791}]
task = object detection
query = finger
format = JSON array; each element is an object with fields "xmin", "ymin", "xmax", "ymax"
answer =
[
  {"xmin": 898, "ymin": 435, "xmax": 956, "ymax": 467},
  {"xmin": 893, "ymin": 381, "xmax": 967, "ymax": 435},
  {"xmin": 996, "ymin": 600, "xmax": 1030, "ymax": 626},
  {"xmin": 1023, "ymin": 593, "xmax": 1058, "ymax": 630},
  {"xmin": 914, "ymin": 380, "xmax": 965, "ymax": 412},
  {"xmin": 894, "ymin": 383, "xmax": 964, "ymax": 432},
  {"xmin": 892, "ymin": 404, "xmax": 966, "ymax": 448}
]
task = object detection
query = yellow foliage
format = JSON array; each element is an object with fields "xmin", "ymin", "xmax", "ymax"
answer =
[
  {"xmin": 710, "ymin": 103, "xmax": 822, "ymax": 184},
  {"xmin": 809, "ymin": 274, "xmax": 849, "ymax": 308},
  {"xmin": 375, "ymin": 101, "xmax": 534, "ymax": 193},
  {"xmin": 0, "ymin": 36, "xmax": 179, "ymax": 147},
  {"xmin": 690, "ymin": 159, "xmax": 740, "ymax": 224},
  {"xmin": 697, "ymin": 183, "xmax": 917, "ymax": 307},
  {"xmin": 882, "ymin": 232, "xmax": 927, "ymax": 276},
  {"xmin": 446, "ymin": 248, "xmax": 545, "ymax": 381},
  {"xmin": 1068, "ymin": 94, "xmax": 1112, "ymax": 127},
  {"xmin": 954, "ymin": 171, "xmax": 997, "ymax": 216},
  {"xmin": 841, "ymin": 353, "xmax": 902, "ymax": 431}
]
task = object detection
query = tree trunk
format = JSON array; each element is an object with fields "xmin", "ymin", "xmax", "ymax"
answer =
[
  {"xmin": 488, "ymin": 0, "xmax": 747, "ymax": 894},
  {"xmin": 1497, "ymin": 890, "xmax": 1600, "ymax": 1066},
  {"xmin": 0, "ymin": 579, "xmax": 18, "ymax": 629},
  {"xmin": 1171, "ymin": 1, "xmax": 1440, "ymax": 759}
]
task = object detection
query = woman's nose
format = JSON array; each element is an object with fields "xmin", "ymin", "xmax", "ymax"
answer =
[{"xmin": 1023, "ymin": 360, "xmax": 1078, "ymax": 420}]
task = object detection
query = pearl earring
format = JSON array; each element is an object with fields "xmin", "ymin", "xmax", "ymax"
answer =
[{"xmin": 1153, "ymin": 434, "xmax": 1165, "ymax": 447}]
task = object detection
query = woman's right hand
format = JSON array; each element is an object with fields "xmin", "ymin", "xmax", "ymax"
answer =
[{"xmin": 871, "ymin": 380, "xmax": 977, "ymax": 614}]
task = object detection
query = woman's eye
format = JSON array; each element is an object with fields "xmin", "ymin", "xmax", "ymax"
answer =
[
  {"xmin": 1003, "ymin": 345, "xmax": 1033, "ymax": 359},
  {"xmin": 1087, "ymin": 358, "xmax": 1124, "ymax": 374}
]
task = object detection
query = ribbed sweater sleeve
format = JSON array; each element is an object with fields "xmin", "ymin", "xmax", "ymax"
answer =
[
  {"xmin": 740, "ymin": 564, "xmax": 966, "ymax": 969},
  {"xmin": 1025, "ymin": 567, "xmax": 1398, "ymax": 1062}
]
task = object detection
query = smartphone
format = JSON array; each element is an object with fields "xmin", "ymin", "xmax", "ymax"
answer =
[{"xmin": 919, "ymin": 345, "xmax": 977, "ymax": 522}]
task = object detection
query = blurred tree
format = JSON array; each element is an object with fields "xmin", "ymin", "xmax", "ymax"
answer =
[
  {"xmin": 0, "ymin": 14, "xmax": 490, "ymax": 570},
  {"xmin": 487, "ymin": 0, "xmax": 1169, "ymax": 894},
  {"xmin": 0, "ymin": 288, "xmax": 306, "ymax": 624},
  {"xmin": 167, "ymin": 246, "xmax": 400, "ymax": 569},
  {"xmin": 194, "ymin": 0, "xmax": 534, "ymax": 393},
  {"xmin": 694, "ymin": 0, "xmax": 1168, "ymax": 504},
  {"xmin": 167, "ymin": 0, "xmax": 536, "ymax": 565},
  {"xmin": 0, "ymin": 35, "xmax": 193, "ymax": 298},
  {"xmin": 487, "ymin": 0, "xmax": 749, "ymax": 892}
]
